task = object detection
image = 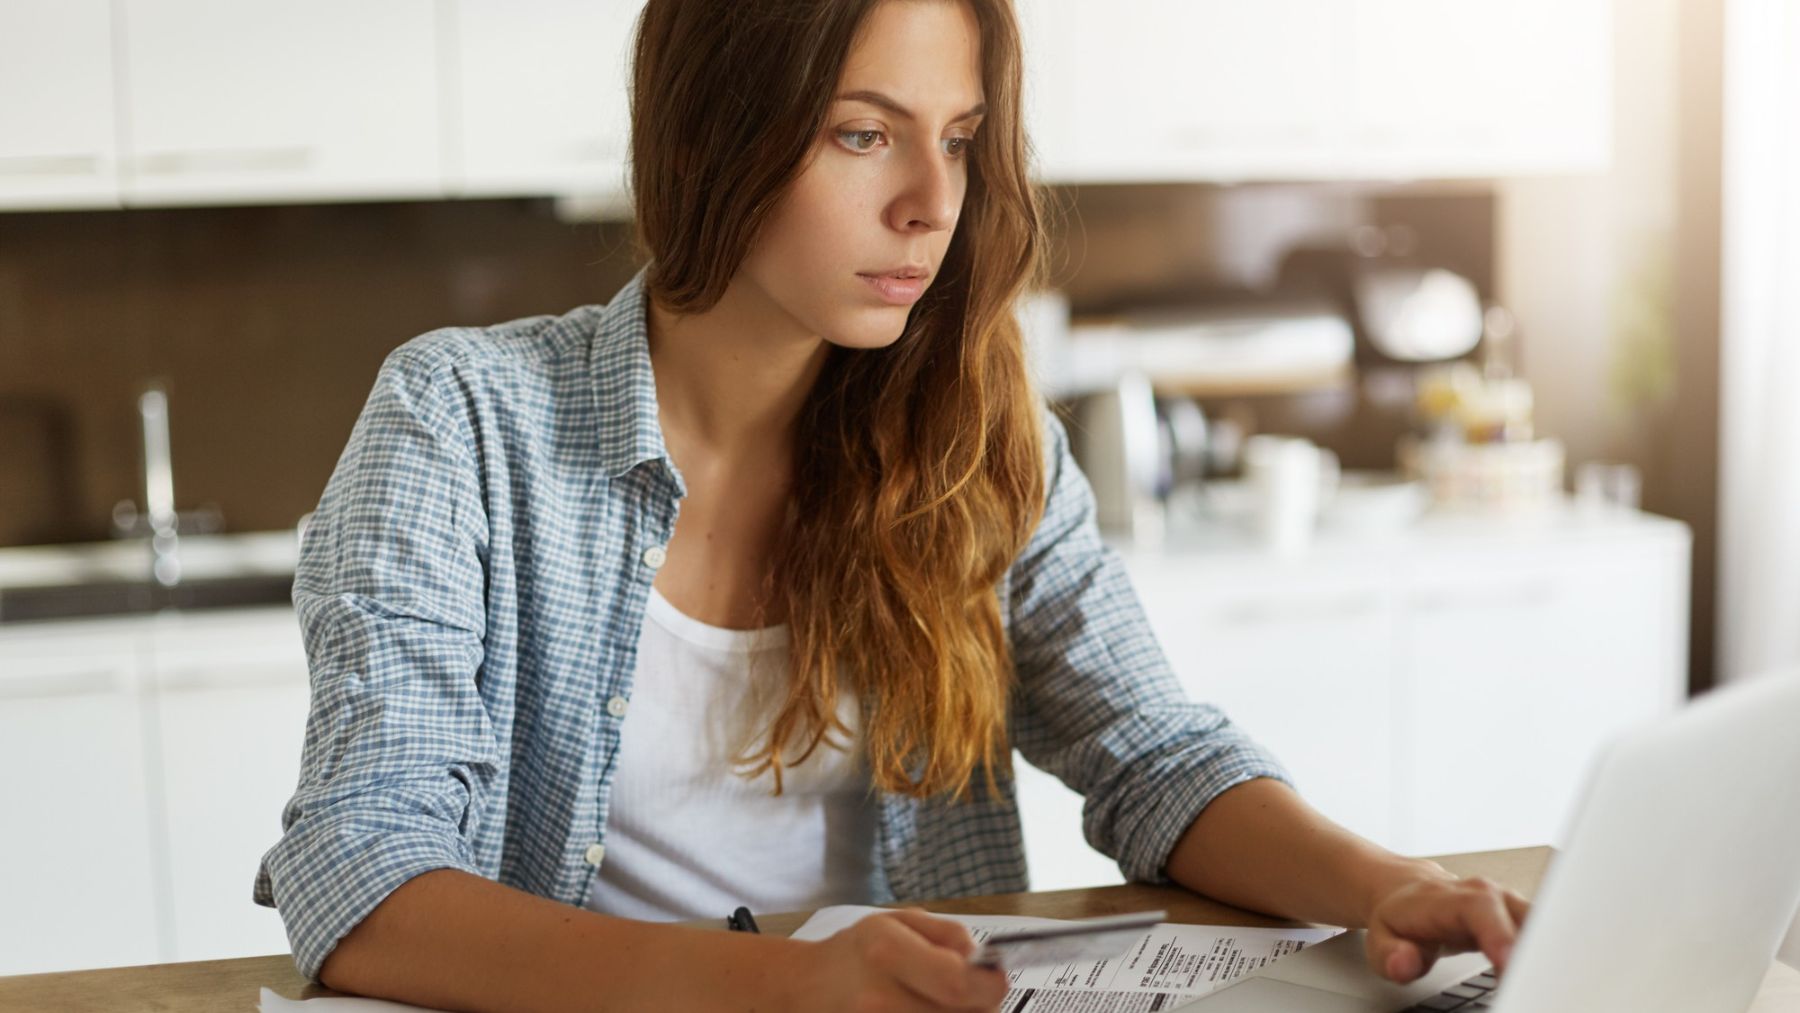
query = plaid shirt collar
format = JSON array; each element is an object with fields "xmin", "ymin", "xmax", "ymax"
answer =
[{"xmin": 588, "ymin": 267, "xmax": 677, "ymax": 484}]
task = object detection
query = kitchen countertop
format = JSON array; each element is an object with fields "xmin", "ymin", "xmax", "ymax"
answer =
[
  {"xmin": 0, "ymin": 530, "xmax": 300, "ymax": 589},
  {"xmin": 0, "ymin": 503, "xmax": 1685, "ymax": 622},
  {"xmin": 1110, "ymin": 497, "xmax": 1690, "ymax": 562},
  {"xmin": 0, "ymin": 530, "xmax": 302, "ymax": 624}
]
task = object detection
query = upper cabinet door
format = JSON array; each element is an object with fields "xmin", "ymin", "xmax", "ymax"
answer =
[
  {"xmin": 450, "ymin": 0, "xmax": 642, "ymax": 200},
  {"xmin": 1346, "ymin": 0, "xmax": 1611, "ymax": 177},
  {"xmin": 1057, "ymin": 0, "xmax": 1351, "ymax": 183},
  {"xmin": 1040, "ymin": 0, "xmax": 1608, "ymax": 183},
  {"xmin": 1015, "ymin": 0, "xmax": 1075, "ymax": 183},
  {"xmin": 116, "ymin": 0, "xmax": 442, "ymax": 206},
  {"xmin": 0, "ymin": 0, "xmax": 120, "ymax": 210}
]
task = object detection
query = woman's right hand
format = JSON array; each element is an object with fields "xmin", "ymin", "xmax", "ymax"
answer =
[{"xmin": 799, "ymin": 908, "xmax": 1012, "ymax": 1012}]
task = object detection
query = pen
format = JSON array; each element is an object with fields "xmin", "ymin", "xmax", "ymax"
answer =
[{"xmin": 727, "ymin": 905, "xmax": 761, "ymax": 934}]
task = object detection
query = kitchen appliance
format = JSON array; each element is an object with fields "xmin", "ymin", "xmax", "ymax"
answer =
[
  {"xmin": 1060, "ymin": 297, "xmax": 1356, "ymax": 400},
  {"xmin": 1276, "ymin": 235, "xmax": 1486, "ymax": 367},
  {"xmin": 1074, "ymin": 372, "xmax": 1163, "ymax": 543}
]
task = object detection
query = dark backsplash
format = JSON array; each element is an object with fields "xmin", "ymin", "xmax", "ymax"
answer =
[
  {"xmin": 0, "ymin": 187, "xmax": 1493, "ymax": 548},
  {"xmin": 0, "ymin": 200, "xmax": 643, "ymax": 546}
]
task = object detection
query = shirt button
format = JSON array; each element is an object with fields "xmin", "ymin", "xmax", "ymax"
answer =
[
  {"xmin": 641, "ymin": 545, "xmax": 667, "ymax": 570},
  {"xmin": 584, "ymin": 843, "xmax": 606, "ymax": 867},
  {"xmin": 606, "ymin": 695, "xmax": 629, "ymax": 718}
]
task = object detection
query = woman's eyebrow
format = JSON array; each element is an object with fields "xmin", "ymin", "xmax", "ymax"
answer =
[{"xmin": 836, "ymin": 89, "xmax": 987, "ymax": 123}]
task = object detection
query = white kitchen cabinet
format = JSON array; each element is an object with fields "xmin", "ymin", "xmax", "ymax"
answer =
[
  {"xmin": 1016, "ymin": 552, "xmax": 1395, "ymax": 892},
  {"xmin": 1395, "ymin": 533, "xmax": 1688, "ymax": 855},
  {"xmin": 0, "ymin": 0, "xmax": 1617, "ymax": 214},
  {"xmin": 449, "ymin": 0, "xmax": 642, "ymax": 198},
  {"xmin": 1012, "ymin": 507, "xmax": 1690, "ymax": 890},
  {"xmin": 1345, "ymin": 0, "xmax": 1611, "ymax": 177},
  {"xmin": 0, "ymin": 0, "xmax": 121, "ymax": 210},
  {"xmin": 1130, "ymin": 554, "xmax": 1397, "ymax": 844},
  {"xmin": 0, "ymin": 618, "xmax": 162, "ymax": 975},
  {"xmin": 1015, "ymin": 0, "xmax": 1076, "ymax": 183},
  {"xmin": 115, "ymin": 0, "xmax": 442, "ymax": 206},
  {"xmin": 1058, "ymin": 0, "xmax": 1351, "ymax": 183},
  {"xmin": 0, "ymin": 604, "xmax": 307, "ymax": 974},
  {"xmin": 1013, "ymin": 757, "xmax": 1124, "ymax": 891},
  {"xmin": 149, "ymin": 608, "xmax": 309, "ymax": 963},
  {"xmin": 1040, "ymin": 0, "xmax": 1609, "ymax": 184}
]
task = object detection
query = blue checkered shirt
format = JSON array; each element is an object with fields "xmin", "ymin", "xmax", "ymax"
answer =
[{"xmin": 253, "ymin": 267, "xmax": 1292, "ymax": 981}]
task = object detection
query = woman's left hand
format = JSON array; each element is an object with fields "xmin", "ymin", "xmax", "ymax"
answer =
[{"xmin": 1363, "ymin": 871, "xmax": 1531, "ymax": 984}]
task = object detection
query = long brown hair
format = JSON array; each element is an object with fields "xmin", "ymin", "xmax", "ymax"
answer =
[{"xmin": 629, "ymin": 0, "xmax": 1046, "ymax": 801}]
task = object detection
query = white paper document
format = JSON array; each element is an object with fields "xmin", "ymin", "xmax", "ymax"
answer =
[{"xmin": 793, "ymin": 905, "xmax": 1344, "ymax": 1012}]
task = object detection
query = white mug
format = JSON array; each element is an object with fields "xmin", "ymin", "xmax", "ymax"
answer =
[{"xmin": 1243, "ymin": 436, "xmax": 1339, "ymax": 554}]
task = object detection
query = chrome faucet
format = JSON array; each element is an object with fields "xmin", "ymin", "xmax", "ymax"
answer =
[
  {"xmin": 110, "ymin": 382, "xmax": 225, "ymax": 574},
  {"xmin": 139, "ymin": 382, "xmax": 182, "ymax": 587}
]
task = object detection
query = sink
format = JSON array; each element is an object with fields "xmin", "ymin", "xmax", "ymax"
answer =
[
  {"xmin": 0, "ymin": 530, "xmax": 301, "ymax": 624},
  {"xmin": 0, "ymin": 573, "xmax": 295, "ymax": 624}
]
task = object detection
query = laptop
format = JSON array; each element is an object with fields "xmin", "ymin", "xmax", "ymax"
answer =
[{"xmin": 1177, "ymin": 670, "xmax": 1800, "ymax": 1012}]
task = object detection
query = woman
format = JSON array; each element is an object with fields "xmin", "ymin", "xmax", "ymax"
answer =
[{"xmin": 256, "ymin": 0, "xmax": 1529, "ymax": 1009}]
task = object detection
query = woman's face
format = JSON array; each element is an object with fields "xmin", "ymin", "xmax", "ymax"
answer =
[{"xmin": 735, "ymin": 0, "xmax": 985, "ymax": 351}]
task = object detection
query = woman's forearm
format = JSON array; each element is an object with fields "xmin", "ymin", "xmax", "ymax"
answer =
[
  {"xmin": 1163, "ymin": 777, "xmax": 1451, "ymax": 929},
  {"xmin": 318, "ymin": 868, "xmax": 813, "ymax": 1012}
]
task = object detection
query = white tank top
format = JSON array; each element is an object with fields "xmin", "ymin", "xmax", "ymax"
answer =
[{"xmin": 584, "ymin": 587, "xmax": 879, "ymax": 921}]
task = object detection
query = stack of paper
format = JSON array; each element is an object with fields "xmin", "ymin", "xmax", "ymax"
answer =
[{"xmin": 793, "ymin": 906, "xmax": 1342, "ymax": 1012}]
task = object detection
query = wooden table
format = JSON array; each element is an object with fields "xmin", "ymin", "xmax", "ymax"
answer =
[{"xmin": 5, "ymin": 846, "xmax": 1797, "ymax": 1011}]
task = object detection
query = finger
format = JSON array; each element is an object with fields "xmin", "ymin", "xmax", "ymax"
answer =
[
  {"xmin": 885, "ymin": 907, "xmax": 978, "ymax": 958},
  {"xmin": 1455, "ymin": 880, "xmax": 1522, "ymax": 974},
  {"xmin": 1366, "ymin": 926, "xmax": 1443, "ymax": 984},
  {"xmin": 1377, "ymin": 937, "xmax": 1421, "ymax": 982},
  {"xmin": 870, "ymin": 911, "xmax": 1004, "ymax": 1009},
  {"xmin": 1502, "ymin": 890, "xmax": 1531, "ymax": 929},
  {"xmin": 1493, "ymin": 891, "xmax": 1530, "ymax": 976}
]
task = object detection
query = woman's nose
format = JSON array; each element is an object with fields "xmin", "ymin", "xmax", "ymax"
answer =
[{"xmin": 889, "ymin": 145, "xmax": 960, "ymax": 234}]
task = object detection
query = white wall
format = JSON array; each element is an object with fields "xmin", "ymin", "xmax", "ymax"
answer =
[{"xmin": 1718, "ymin": 0, "xmax": 1800, "ymax": 972}]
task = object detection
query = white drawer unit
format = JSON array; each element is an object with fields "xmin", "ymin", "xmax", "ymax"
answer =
[
  {"xmin": 149, "ymin": 609, "xmax": 310, "ymax": 963},
  {"xmin": 0, "ymin": 605, "xmax": 308, "ymax": 974},
  {"xmin": 0, "ymin": 618, "xmax": 160, "ymax": 974},
  {"xmin": 1015, "ymin": 507, "xmax": 1690, "ymax": 890}
]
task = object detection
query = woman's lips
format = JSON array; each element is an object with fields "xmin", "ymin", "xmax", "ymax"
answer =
[{"xmin": 858, "ymin": 272, "xmax": 927, "ymax": 305}]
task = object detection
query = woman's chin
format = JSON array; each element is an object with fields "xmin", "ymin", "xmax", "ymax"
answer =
[{"xmin": 823, "ymin": 308, "xmax": 912, "ymax": 351}]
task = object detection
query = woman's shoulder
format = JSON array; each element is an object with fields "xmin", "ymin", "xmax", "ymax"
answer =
[
  {"xmin": 382, "ymin": 303, "xmax": 609, "ymax": 388},
  {"xmin": 358, "ymin": 274, "xmax": 654, "ymax": 467}
]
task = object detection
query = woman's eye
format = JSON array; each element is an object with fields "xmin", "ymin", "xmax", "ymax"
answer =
[
  {"xmin": 943, "ymin": 136, "xmax": 976, "ymax": 158},
  {"xmin": 837, "ymin": 129, "xmax": 885, "ymax": 153}
]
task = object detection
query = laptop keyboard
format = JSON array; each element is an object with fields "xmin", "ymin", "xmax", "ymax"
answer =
[{"xmin": 1399, "ymin": 967, "xmax": 1500, "ymax": 1011}]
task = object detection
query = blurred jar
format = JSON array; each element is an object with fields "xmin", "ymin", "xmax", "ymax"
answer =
[{"xmin": 1574, "ymin": 462, "xmax": 1642, "ymax": 513}]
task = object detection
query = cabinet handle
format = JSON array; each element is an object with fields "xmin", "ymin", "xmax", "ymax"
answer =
[
  {"xmin": 1217, "ymin": 594, "xmax": 1379, "ymax": 625},
  {"xmin": 561, "ymin": 136, "xmax": 619, "ymax": 163},
  {"xmin": 130, "ymin": 146, "xmax": 315, "ymax": 176},
  {"xmin": 0, "ymin": 154, "xmax": 102, "ymax": 177},
  {"xmin": 1410, "ymin": 580, "xmax": 1559, "ymax": 612},
  {"xmin": 1168, "ymin": 123, "xmax": 1323, "ymax": 150},
  {"xmin": 0, "ymin": 667, "xmax": 123, "ymax": 700},
  {"xmin": 158, "ymin": 663, "xmax": 306, "ymax": 693}
]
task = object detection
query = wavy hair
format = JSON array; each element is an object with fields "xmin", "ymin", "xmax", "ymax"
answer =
[{"xmin": 628, "ymin": 0, "xmax": 1046, "ymax": 801}]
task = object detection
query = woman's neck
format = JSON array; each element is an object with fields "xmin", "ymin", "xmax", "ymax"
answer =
[{"xmin": 646, "ymin": 278, "xmax": 831, "ymax": 459}]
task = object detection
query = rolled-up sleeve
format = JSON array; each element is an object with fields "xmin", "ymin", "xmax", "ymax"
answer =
[
  {"xmin": 254, "ymin": 345, "xmax": 498, "ymax": 982},
  {"xmin": 1008, "ymin": 410, "xmax": 1292, "ymax": 885}
]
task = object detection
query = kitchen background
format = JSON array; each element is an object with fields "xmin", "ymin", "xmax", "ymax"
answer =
[{"xmin": 3, "ymin": 0, "xmax": 1798, "ymax": 982}]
